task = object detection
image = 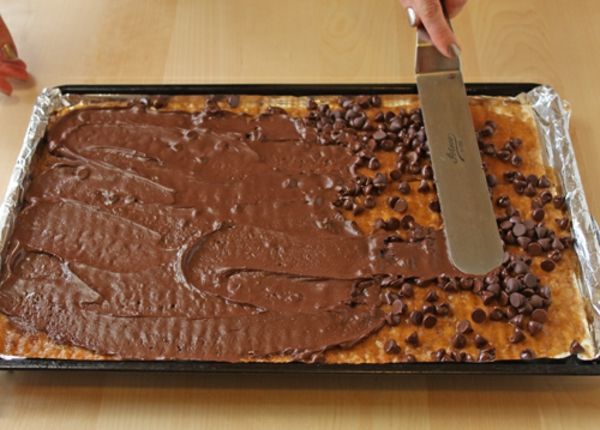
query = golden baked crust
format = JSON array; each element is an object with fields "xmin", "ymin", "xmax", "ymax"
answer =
[{"xmin": 0, "ymin": 94, "xmax": 593, "ymax": 362}]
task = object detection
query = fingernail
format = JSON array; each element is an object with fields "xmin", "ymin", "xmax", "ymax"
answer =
[
  {"xmin": 449, "ymin": 43, "xmax": 461, "ymax": 58},
  {"xmin": 1, "ymin": 43, "xmax": 17, "ymax": 61},
  {"xmin": 406, "ymin": 7, "xmax": 418, "ymax": 27}
]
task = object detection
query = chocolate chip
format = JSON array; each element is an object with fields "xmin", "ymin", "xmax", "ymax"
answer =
[
  {"xmin": 513, "ymin": 261, "xmax": 529, "ymax": 274},
  {"xmin": 227, "ymin": 95, "xmax": 240, "ymax": 108},
  {"xmin": 428, "ymin": 200, "xmax": 441, "ymax": 213},
  {"xmin": 549, "ymin": 250, "xmax": 562, "ymax": 262},
  {"xmin": 433, "ymin": 349, "xmax": 447, "ymax": 362},
  {"xmin": 523, "ymin": 273, "xmax": 538, "ymax": 288},
  {"xmin": 515, "ymin": 237, "xmax": 530, "ymax": 249},
  {"xmin": 557, "ymin": 218, "xmax": 570, "ymax": 230},
  {"xmin": 525, "ymin": 242, "xmax": 542, "ymax": 256},
  {"xmin": 527, "ymin": 320, "xmax": 543, "ymax": 336},
  {"xmin": 423, "ymin": 314, "xmax": 437, "ymax": 328},
  {"xmin": 471, "ymin": 308, "xmax": 487, "ymax": 324},
  {"xmin": 570, "ymin": 340, "xmax": 584, "ymax": 355},
  {"xmin": 459, "ymin": 277, "xmax": 474, "ymax": 290},
  {"xmin": 481, "ymin": 291, "xmax": 496, "ymax": 305},
  {"xmin": 520, "ymin": 349, "xmax": 535, "ymax": 360},
  {"xmin": 389, "ymin": 119, "xmax": 403, "ymax": 132},
  {"xmin": 552, "ymin": 238, "xmax": 565, "ymax": 251},
  {"xmin": 399, "ymin": 283, "xmax": 414, "ymax": 298},
  {"xmin": 540, "ymin": 285, "xmax": 552, "ymax": 300},
  {"xmin": 398, "ymin": 181, "xmax": 410, "ymax": 194},
  {"xmin": 384, "ymin": 339, "xmax": 401, "ymax": 354},
  {"xmin": 373, "ymin": 172, "xmax": 387, "ymax": 188},
  {"xmin": 389, "ymin": 169, "xmax": 402, "ymax": 181},
  {"xmin": 385, "ymin": 312, "xmax": 402, "ymax": 326},
  {"xmin": 509, "ymin": 314, "xmax": 525, "ymax": 329},
  {"xmin": 456, "ymin": 320, "xmax": 472, "ymax": 334},
  {"xmin": 478, "ymin": 349, "xmax": 495, "ymax": 362},
  {"xmin": 425, "ymin": 290, "xmax": 438, "ymax": 303},
  {"xmin": 393, "ymin": 198, "xmax": 408, "ymax": 214},
  {"xmin": 538, "ymin": 238, "xmax": 552, "ymax": 251},
  {"xmin": 509, "ymin": 292, "xmax": 526, "ymax": 308},
  {"xmin": 524, "ymin": 184, "xmax": 537, "ymax": 197},
  {"xmin": 532, "ymin": 208, "xmax": 545, "ymax": 222},
  {"xmin": 342, "ymin": 198, "xmax": 354, "ymax": 211},
  {"xmin": 504, "ymin": 277, "xmax": 521, "ymax": 293},
  {"xmin": 409, "ymin": 310, "xmax": 423, "ymax": 326},
  {"xmin": 506, "ymin": 306, "xmax": 518, "ymax": 319},
  {"xmin": 373, "ymin": 129, "xmax": 387, "ymax": 141},
  {"xmin": 368, "ymin": 157, "xmax": 380, "ymax": 170},
  {"xmin": 422, "ymin": 165, "xmax": 433, "ymax": 179},
  {"xmin": 405, "ymin": 354, "xmax": 417, "ymax": 363},
  {"xmin": 422, "ymin": 303, "xmax": 436, "ymax": 315},
  {"xmin": 509, "ymin": 328, "xmax": 525, "ymax": 344},
  {"xmin": 486, "ymin": 174, "xmax": 497, "ymax": 188},
  {"xmin": 406, "ymin": 331, "xmax": 419, "ymax": 346},
  {"xmin": 435, "ymin": 302, "xmax": 450, "ymax": 316},
  {"xmin": 489, "ymin": 307, "xmax": 506, "ymax": 321},
  {"xmin": 385, "ymin": 217, "xmax": 400, "ymax": 231},
  {"xmin": 486, "ymin": 282, "xmax": 501, "ymax": 295},
  {"xmin": 364, "ymin": 196, "xmax": 376, "ymax": 209},
  {"xmin": 400, "ymin": 215, "xmax": 415, "ymax": 230},
  {"xmin": 540, "ymin": 259, "xmax": 555, "ymax": 272},
  {"xmin": 373, "ymin": 218, "xmax": 386, "ymax": 230},
  {"xmin": 535, "ymin": 226, "xmax": 548, "ymax": 238},
  {"xmin": 537, "ymin": 175, "xmax": 551, "ymax": 188},
  {"xmin": 382, "ymin": 290, "xmax": 399, "ymax": 304},
  {"xmin": 540, "ymin": 190, "xmax": 552, "ymax": 204},
  {"xmin": 474, "ymin": 334, "xmax": 489, "ymax": 349},
  {"xmin": 512, "ymin": 223, "xmax": 527, "ymax": 237},
  {"xmin": 352, "ymin": 205, "xmax": 364, "ymax": 216},
  {"xmin": 381, "ymin": 139, "xmax": 395, "ymax": 151},
  {"xmin": 452, "ymin": 334, "xmax": 467, "ymax": 349},
  {"xmin": 529, "ymin": 294, "xmax": 544, "ymax": 308},
  {"xmin": 417, "ymin": 180, "xmax": 430, "ymax": 193},
  {"xmin": 499, "ymin": 291, "xmax": 509, "ymax": 306},
  {"xmin": 497, "ymin": 196, "xmax": 510, "ymax": 208},
  {"xmin": 553, "ymin": 195, "xmax": 566, "ymax": 209},
  {"xmin": 530, "ymin": 308, "xmax": 548, "ymax": 323},
  {"xmin": 391, "ymin": 299, "xmax": 407, "ymax": 316}
]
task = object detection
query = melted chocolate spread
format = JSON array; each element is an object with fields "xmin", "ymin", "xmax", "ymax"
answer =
[{"xmin": 0, "ymin": 104, "xmax": 460, "ymax": 361}]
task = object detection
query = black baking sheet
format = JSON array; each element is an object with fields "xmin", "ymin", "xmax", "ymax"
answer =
[{"xmin": 1, "ymin": 83, "xmax": 598, "ymax": 375}]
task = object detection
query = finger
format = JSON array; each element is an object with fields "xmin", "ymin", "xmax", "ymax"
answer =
[
  {"xmin": 399, "ymin": 0, "xmax": 420, "ymax": 27},
  {"xmin": 412, "ymin": 0, "xmax": 459, "ymax": 57},
  {"xmin": 0, "ymin": 62, "xmax": 29, "ymax": 80},
  {"xmin": 6, "ymin": 58, "xmax": 27, "ymax": 70},
  {"xmin": 0, "ymin": 16, "xmax": 19, "ymax": 61},
  {"xmin": 0, "ymin": 76, "xmax": 13, "ymax": 96},
  {"xmin": 445, "ymin": 0, "xmax": 468, "ymax": 18}
]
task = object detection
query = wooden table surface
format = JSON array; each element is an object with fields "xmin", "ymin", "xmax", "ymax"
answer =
[{"xmin": 1, "ymin": 0, "xmax": 600, "ymax": 428}]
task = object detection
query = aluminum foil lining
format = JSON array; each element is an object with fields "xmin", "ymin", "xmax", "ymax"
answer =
[
  {"xmin": 0, "ymin": 85, "xmax": 599, "ymax": 360},
  {"xmin": 524, "ymin": 86, "xmax": 600, "ymax": 358}
]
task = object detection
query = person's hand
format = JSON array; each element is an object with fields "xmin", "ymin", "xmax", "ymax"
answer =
[
  {"xmin": 0, "ymin": 15, "xmax": 28, "ymax": 96},
  {"xmin": 399, "ymin": 0, "xmax": 467, "ymax": 58}
]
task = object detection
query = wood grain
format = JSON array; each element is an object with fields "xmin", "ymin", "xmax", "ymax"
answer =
[{"xmin": 1, "ymin": 0, "xmax": 600, "ymax": 429}]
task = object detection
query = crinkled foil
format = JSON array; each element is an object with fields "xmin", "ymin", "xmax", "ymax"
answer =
[
  {"xmin": 0, "ymin": 85, "xmax": 599, "ymax": 360},
  {"xmin": 523, "ymin": 85, "xmax": 600, "ymax": 359},
  {"xmin": 0, "ymin": 87, "xmax": 64, "ymax": 262}
]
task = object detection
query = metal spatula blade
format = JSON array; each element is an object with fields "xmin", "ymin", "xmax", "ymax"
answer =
[{"xmin": 415, "ymin": 28, "xmax": 504, "ymax": 275}]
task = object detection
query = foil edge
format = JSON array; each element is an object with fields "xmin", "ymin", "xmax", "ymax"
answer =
[
  {"xmin": 524, "ymin": 85, "xmax": 600, "ymax": 360},
  {"xmin": 0, "ymin": 87, "xmax": 67, "ymax": 360}
]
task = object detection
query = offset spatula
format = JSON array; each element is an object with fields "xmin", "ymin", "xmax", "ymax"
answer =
[{"xmin": 415, "ymin": 27, "xmax": 504, "ymax": 275}]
